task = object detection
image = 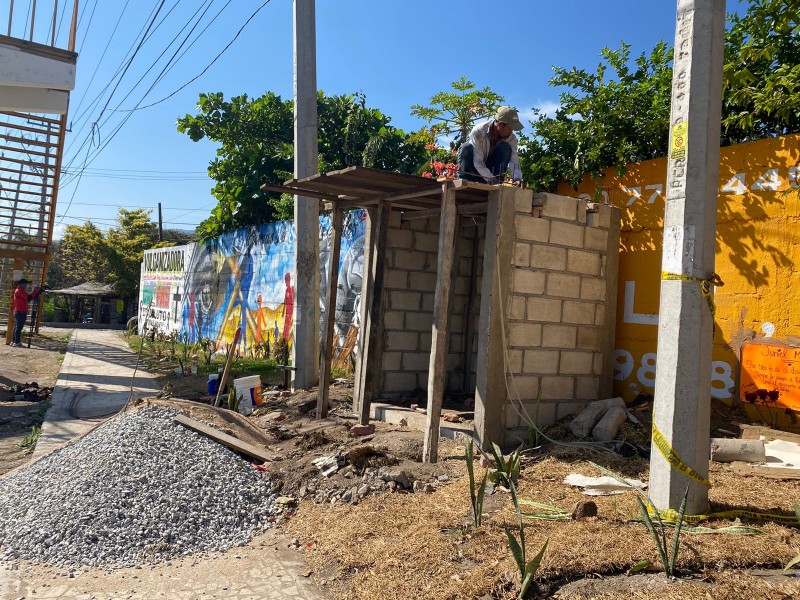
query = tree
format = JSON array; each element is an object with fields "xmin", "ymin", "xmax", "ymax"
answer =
[
  {"xmin": 106, "ymin": 209, "xmax": 166, "ymax": 300},
  {"xmin": 178, "ymin": 91, "xmax": 426, "ymax": 238},
  {"xmin": 52, "ymin": 221, "xmax": 111, "ymax": 289}
]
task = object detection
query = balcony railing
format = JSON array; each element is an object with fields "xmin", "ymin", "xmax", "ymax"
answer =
[{"xmin": 4, "ymin": 0, "xmax": 79, "ymax": 51}]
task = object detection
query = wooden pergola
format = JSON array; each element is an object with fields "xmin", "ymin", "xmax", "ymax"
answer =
[{"xmin": 263, "ymin": 166, "xmax": 497, "ymax": 462}]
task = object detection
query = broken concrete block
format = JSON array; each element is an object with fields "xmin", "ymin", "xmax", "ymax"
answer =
[
  {"xmin": 350, "ymin": 423, "xmax": 375, "ymax": 436},
  {"xmin": 710, "ymin": 438, "xmax": 766, "ymax": 463},
  {"xmin": 570, "ymin": 397, "xmax": 625, "ymax": 438},
  {"xmin": 570, "ymin": 500, "xmax": 598, "ymax": 520},
  {"xmin": 592, "ymin": 406, "xmax": 627, "ymax": 442},
  {"xmin": 379, "ymin": 468, "xmax": 412, "ymax": 489}
]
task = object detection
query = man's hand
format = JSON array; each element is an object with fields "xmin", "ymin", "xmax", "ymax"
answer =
[{"xmin": 511, "ymin": 179, "xmax": 523, "ymax": 187}]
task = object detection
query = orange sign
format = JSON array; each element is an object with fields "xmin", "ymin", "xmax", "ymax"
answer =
[{"xmin": 740, "ymin": 342, "xmax": 800, "ymax": 412}]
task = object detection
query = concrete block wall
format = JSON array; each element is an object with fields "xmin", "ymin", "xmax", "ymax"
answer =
[
  {"xmin": 378, "ymin": 211, "xmax": 484, "ymax": 398},
  {"xmin": 503, "ymin": 192, "xmax": 620, "ymax": 441}
]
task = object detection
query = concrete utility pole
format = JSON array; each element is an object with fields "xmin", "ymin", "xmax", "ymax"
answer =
[
  {"xmin": 291, "ymin": 0, "xmax": 320, "ymax": 389},
  {"xmin": 650, "ymin": 0, "xmax": 725, "ymax": 515}
]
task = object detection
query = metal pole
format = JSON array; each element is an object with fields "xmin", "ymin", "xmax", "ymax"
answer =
[
  {"xmin": 7, "ymin": 1, "xmax": 13, "ymax": 37},
  {"xmin": 29, "ymin": 0, "xmax": 36, "ymax": 42},
  {"xmin": 158, "ymin": 202, "xmax": 163, "ymax": 241},
  {"xmin": 51, "ymin": 0, "xmax": 57, "ymax": 46}
]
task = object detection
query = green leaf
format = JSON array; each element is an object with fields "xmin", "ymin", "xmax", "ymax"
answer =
[
  {"xmin": 627, "ymin": 560, "xmax": 651, "ymax": 575},
  {"xmin": 505, "ymin": 529, "xmax": 525, "ymax": 576}
]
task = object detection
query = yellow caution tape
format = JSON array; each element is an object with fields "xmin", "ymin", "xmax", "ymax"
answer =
[
  {"xmin": 651, "ymin": 423, "xmax": 711, "ymax": 487},
  {"xmin": 661, "ymin": 271, "xmax": 724, "ymax": 318},
  {"xmin": 651, "ymin": 506, "xmax": 800, "ymax": 528}
]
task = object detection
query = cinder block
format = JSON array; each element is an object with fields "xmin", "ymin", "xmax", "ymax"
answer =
[
  {"xmin": 593, "ymin": 352, "xmax": 603, "ymax": 375},
  {"xmin": 514, "ymin": 242, "xmax": 531, "ymax": 267},
  {"xmin": 585, "ymin": 227, "xmax": 609, "ymax": 251},
  {"xmin": 512, "ymin": 269, "xmax": 546, "ymax": 295},
  {"xmin": 509, "ymin": 295, "xmax": 526, "ymax": 319},
  {"xmin": 419, "ymin": 332, "xmax": 432, "ymax": 349},
  {"xmin": 577, "ymin": 201, "xmax": 587, "ymax": 224},
  {"xmin": 393, "ymin": 249, "xmax": 426, "ymax": 270},
  {"xmin": 530, "ymin": 244, "xmax": 567, "ymax": 271},
  {"xmin": 546, "ymin": 272, "xmax": 581, "ymax": 298},
  {"xmin": 409, "ymin": 271, "xmax": 437, "ymax": 291},
  {"xmin": 576, "ymin": 375, "xmax": 600, "ymax": 400},
  {"xmin": 507, "ymin": 349, "xmax": 523, "ymax": 373},
  {"xmin": 504, "ymin": 405, "xmax": 521, "ymax": 430},
  {"xmin": 384, "ymin": 269, "xmax": 408, "ymax": 289},
  {"xmin": 382, "ymin": 352, "xmax": 402, "ymax": 371},
  {"xmin": 383, "ymin": 311, "xmax": 404, "ymax": 330},
  {"xmin": 457, "ymin": 238, "xmax": 473, "ymax": 258},
  {"xmin": 595, "ymin": 304, "xmax": 606, "ymax": 326},
  {"xmin": 450, "ymin": 314, "xmax": 465, "ymax": 333},
  {"xmin": 556, "ymin": 401, "xmax": 585, "ymax": 420},
  {"xmin": 567, "ymin": 249, "xmax": 601, "ymax": 275},
  {"xmin": 563, "ymin": 300, "xmax": 596, "ymax": 325},
  {"xmin": 560, "ymin": 351, "xmax": 594, "ymax": 375},
  {"xmin": 523, "ymin": 349, "xmax": 559, "ymax": 374},
  {"xmin": 549, "ymin": 221, "xmax": 585, "ymax": 248},
  {"xmin": 540, "ymin": 376, "xmax": 575, "ymax": 400},
  {"xmin": 526, "ymin": 297, "xmax": 562, "ymax": 322},
  {"xmin": 402, "ymin": 352, "xmax": 431, "ymax": 371},
  {"xmin": 446, "ymin": 352, "xmax": 461, "ymax": 371},
  {"xmin": 577, "ymin": 326, "xmax": 603, "ymax": 350},
  {"xmin": 388, "ymin": 212, "xmax": 402, "ymax": 228},
  {"xmin": 506, "ymin": 375, "xmax": 540, "ymax": 401},
  {"xmin": 527, "ymin": 401, "xmax": 558, "ymax": 428},
  {"xmin": 514, "ymin": 189, "xmax": 533, "ymax": 213},
  {"xmin": 387, "ymin": 229, "xmax": 412, "ymax": 248},
  {"xmin": 383, "ymin": 371, "xmax": 417, "ymax": 392},
  {"xmin": 405, "ymin": 311, "xmax": 433, "ymax": 331},
  {"xmin": 391, "ymin": 291, "xmax": 421, "ymax": 311},
  {"xmin": 515, "ymin": 215, "xmax": 550, "ymax": 242},
  {"xmin": 421, "ymin": 293, "xmax": 434, "ymax": 312},
  {"xmin": 454, "ymin": 277, "xmax": 470, "ymax": 296},
  {"xmin": 414, "ymin": 232, "xmax": 439, "ymax": 253},
  {"xmin": 449, "ymin": 333, "xmax": 463, "ymax": 353},
  {"xmin": 581, "ymin": 278, "xmax": 606, "ymax": 301},
  {"xmin": 428, "ymin": 218, "xmax": 440, "ymax": 233},
  {"xmin": 540, "ymin": 194, "xmax": 578, "ymax": 221},
  {"xmin": 600, "ymin": 254, "xmax": 607, "ymax": 277},
  {"xmin": 509, "ymin": 322, "xmax": 542, "ymax": 347},
  {"xmin": 542, "ymin": 324, "xmax": 577, "ymax": 348},
  {"xmin": 595, "ymin": 204, "xmax": 613, "ymax": 228},
  {"xmin": 408, "ymin": 217, "xmax": 428, "ymax": 230},
  {"xmin": 385, "ymin": 331, "xmax": 419, "ymax": 351}
]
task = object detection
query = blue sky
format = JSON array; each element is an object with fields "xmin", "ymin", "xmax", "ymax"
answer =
[{"xmin": 52, "ymin": 0, "xmax": 747, "ymax": 237}]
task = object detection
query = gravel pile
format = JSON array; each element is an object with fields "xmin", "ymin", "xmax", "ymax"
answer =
[{"xmin": 0, "ymin": 406, "xmax": 278, "ymax": 569}]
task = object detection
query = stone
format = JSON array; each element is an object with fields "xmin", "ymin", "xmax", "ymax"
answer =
[
  {"xmin": 379, "ymin": 469, "xmax": 412, "ymax": 489},
  {"xmin": 592, "ymin": 406, "xmax": 628, "ymax": 442},
  {"xmin": 350, "ymin": 423, "xmax": 375, "ymax": 436},
  {"xmin": 413, "ymin": 481, "xmax": 435, "ymax": 493},
  {"xmin": 570, "ymin": 500, "xmax": 598, "ymax": 520},
  {"xmin": 258, "ymin": 411, "xmax": 287, "ymax": 426},
  {"xmin": 570, "ymin": 397, "xmax": 625, "ymax": 438}
]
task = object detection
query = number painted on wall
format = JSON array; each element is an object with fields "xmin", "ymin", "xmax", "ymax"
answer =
[{"xmin": 613, "ymin": 348, "xmax": 733, "ymax": 399}]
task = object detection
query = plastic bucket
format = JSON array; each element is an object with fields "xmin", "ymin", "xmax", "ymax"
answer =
[
  {"xmin": 207, "ymin": 374, "xmax": 219, "ymax": 395},
  {"xmin": 233, "ymin": 375, "xmax": 263, "ymax": 410}
]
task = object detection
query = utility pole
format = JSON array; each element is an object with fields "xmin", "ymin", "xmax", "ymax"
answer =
[
  {"xmin": 158, "ymin": 202, "xmax": 163, "ymax": 242},
  {"xmin": 291, "ymin": 0, "xmax": 320, "ymax": 389},
  {"xmin": 649, "ymin": 0, "xmax": 725, "ymax": 515}
]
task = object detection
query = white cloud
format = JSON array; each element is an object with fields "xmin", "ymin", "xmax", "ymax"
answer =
[{"xmin": 519, "ymin": 100, "xmax": 561, "ymax": 123}]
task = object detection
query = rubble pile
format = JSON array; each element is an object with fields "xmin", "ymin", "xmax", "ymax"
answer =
[
  {"xmin": 0, "ymin": 381, "xmax": 52, "ymax": 402},
  {"xmin": 0, "ymin": 407, "xmax": 278, "ymax": 568}
]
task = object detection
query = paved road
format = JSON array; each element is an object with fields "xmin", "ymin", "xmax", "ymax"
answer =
[{"xmin": 3, "ymin": 329, "xmax": 325, "ymax": 599}]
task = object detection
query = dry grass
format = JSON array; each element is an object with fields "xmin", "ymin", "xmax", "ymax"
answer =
[{"xmin": 286, "ymin": 446, "xmax": 800, "ymax": 599}]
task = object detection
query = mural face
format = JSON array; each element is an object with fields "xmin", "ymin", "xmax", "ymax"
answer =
[{"xmin": 139, "ymin": 210, "xmax": 367, "ymax": 364}]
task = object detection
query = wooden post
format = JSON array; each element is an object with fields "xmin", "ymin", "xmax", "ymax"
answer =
[
  {"xmin": 354, "ymin": 200, "xmax": 390, "ymax": 425},
  {"xmin": 317, "ymin": 205, "xmax": 343, "ymax": 419},
  {"xmin": 423, "ymin": 185, "xmax": 458, "ymax": 463},
  {"xmin": 353, "ymin": 207, "xmax": 374, "ymax": 406}
]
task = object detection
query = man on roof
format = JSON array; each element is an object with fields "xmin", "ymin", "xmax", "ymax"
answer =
[{"xmin": 457, "ymin": 106, "xmax": 524, "ymax": 186}]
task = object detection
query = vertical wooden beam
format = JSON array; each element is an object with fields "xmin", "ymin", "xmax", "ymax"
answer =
[
  {"xmin": 317, "ymin": 205, "xmax": 343, "ymax": 419},
  {"xmin": 423, "ymin": 185, "xmax": 458, "ymax": 463},
  {"xmin": 353, "ymin": 207, "xmax": 375, "ymax": 406},
  {"xmin": 354, "ymin": 200, "xmax": 390, "ymax": 425},
  {"xmin": 461, "ymin": 225, "xmax": 481, "ymax": 391}
]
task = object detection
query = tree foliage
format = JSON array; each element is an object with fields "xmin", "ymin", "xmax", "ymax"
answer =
[{"xmin": 178, "ymin": 91, "xmax": 426, "ymax": 239}]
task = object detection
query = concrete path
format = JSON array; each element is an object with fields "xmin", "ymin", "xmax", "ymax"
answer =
[{"xmin": 33, "ymin": 329, "xmax": 161, "ymax": 459}]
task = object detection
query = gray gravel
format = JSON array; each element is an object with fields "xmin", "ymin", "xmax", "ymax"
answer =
[{"xmin": 0, "ymin": 406, "xmax": 278, "ymax": 569}]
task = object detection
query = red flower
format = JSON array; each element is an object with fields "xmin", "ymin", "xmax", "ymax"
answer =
[{"xmin": 422, "ymin": 172, "xmax": 433, "ymax": 178}]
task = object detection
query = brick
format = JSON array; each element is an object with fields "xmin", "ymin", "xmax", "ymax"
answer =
[
  {"xmin": 507, "ymin": 349, "xmax": 523, "ymax": 373},
  {"xmin": 351, "ymin": 423, "xmax": 375, "ymax": 436},
  {"xmin": 585, "ymin": 227, "xmax": 609, "ymax": 251},
  {"xmin": 402, "ymin": 352, "xmax": 431, "ymax": 371},
  {"xmin": 526, "ymin": 297, "xmax": 562, "ymax": 322},
  {"xmin": 549, "ymin": 221, "xmax": 584, "ymax": 247},
  {"xmin": 540, "ymin": 376, "xmax": 575, "ymax": 400},
  {"xmin": 542, "ymin": 324, "xmax": 577, "ymax": 348},
  {"xmin": 384, "ymin": 269, "xmax": 408, "ymax": 289},
  {"xmin": 393, "ymin": 249, "xmax": 426, "ymax": 270},
  {"xmin": 563, "ymin": 300, "xmax": 596, "ymax": 325},
  {"xmin": 414, "ymin": 232, "xmax": 439, "ymax": 253},
  {"xmin": 514, "ymin": 243, "xmax": 531, "ymax": 267},
  {"xmin": 595, "ymin": 204, "xmax": 613, "ymax": 228},
  {"xmin": 523, "ymin": 349, "xmax": 559, "ymax": 374},
  {"xmin": 421, "ymin": 293, "xmax": 434, "ymax": 312},
  {"xmin": 509, "ymin": 323, "xmax": 542, "ymax": 347},
  {"xmin": 382, "ymin": 352, "xmax": 402, "ymax": 370},
  {"xmin": 567, "ymin": 249, "xmax": 601, "ymax": 275},
  {"xmin": 527, "ymin": 401, "xmax": 558, "ymax": 428},
  {"xmin": 419, "ymin": 332, "xmax": 432, "ymax": 349},
  {"xmin": 540, "ymin": 194, "xmax": 578, "ymax": 220},
  {"xmin": 514, "ymin": 189, "xmax": 533, "ymax": 213},
  {"xmin": 509, "ymin": 376, "xmax": 541, "ymax": 401},
  {"xmin": 530, "ymin": 244, "xmax": 567, "ymax": 271},
  {"xmin": 405, "ymin": 312, "xmax": 433, "ymax": 331},
  {"xmin": 509, "ymin": 295, "xmax": 526, "ymax": 319},
  {"xmin": 595, "ymin": 304, "xmax": 606, "ymax": 326},
  {"xmin": 504, "ymin": 405, "xmax": 521, "ymax": 429},
  {"xmin": 581, "ymin": 278, "xmax": 606, "ymax": 301},
  {"xmin": 515, "ymin": 215, "xmax": 549, "ymax": 242},
  {"xmin": 388, "ymin": 212, "xmax": 402, "ymax": 227},
  {"xmin": 383, "ymin": 372, "xmax": 416, "ymax": 392},
  {"xmin": 512, "ymin": 269, "xmax": 546, "ymax": 294},
  {"xmin": 383, "ymin": 311, "xmax": 404, "ymax": 330},
  {"xmin": 391, "ymin": 291, "xmax": 421, "ymax": 311},
  {"xmin": 593, "ymin": 352, "xmax": 604, "ymax": 375},
  {"xmin": 560, "ymin": 351, "xmax": 594, "ymax": 374},
  {"xmin": 577, "ymin": 201, "xmax": 587, "ymax": 224},
  {"xmin": 546, "ymin": 272, "xmax": 581, "ymax": 298},
  {"xmin": 576, "ymin": 376, "xmax": 600, "ymax": 400},
  {"xmin": 409, "ymin": 271, "xmax": 437, "ymax": 290},
  {"xmin": 387, "ymin": 229, "xmax": 412, "ymax": 248},
  {"xmin": 386, "ymin": 331, "xmax": 418, "ymax": 351},
  {"xmin": 577, "ymin": 326, "xmax": 603, "ymax": 350}
]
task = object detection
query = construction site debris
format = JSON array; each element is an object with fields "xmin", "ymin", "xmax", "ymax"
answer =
[
  {"xmin": 570, "ymin": 397, "xmax": 626, "ymax": 438},
  {"xmin": 563, "ymin": 473, "xmax": 647, "ymax": 496},
  {"xmin": 350, "ymin": 423, "xmax": 375, "ymax": 436},
  {"xmin": 592, "ymin": 406, "xmax": 628, "ymax": 442},
  {"xmin": 570, "ymin": 500, "xmax": 598, "ymax": 520},
  {"xmin": 710, "ymin": 438, "xmax": 766, "ymax": 463},
  {"xmin": 173, "ymin": 414, "xmax": 272, "ymax": 463},
  {"xmin": 0, "ymin": 407, "xmax": 278, "ymax": 569},
  {"xmin": 312, "ymin": 455, "xmax": 341, "ymax": 477}
]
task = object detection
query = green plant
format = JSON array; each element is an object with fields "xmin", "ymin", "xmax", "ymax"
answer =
[
  {"xmin": 18, "ymin": 425, "xmax": 42, "ymax": 453},
  {"xmin": 273, "ymin": 336, "xmax": 289, "ymax": 365},
  {"xmin": 227, "ymin": 387, "xmax": 242, "ymax": 412},
  {"xmin": 488, "ymin": 442, "xmax": 521, "ymax": 488},
  {"xmin": 784, "ymin": 503, "xmax": 800, "ymax": 572},
  {"xmin": 465, "ymin": 438, "xmax": 488, "ymax": 528},
  {"xmin": 506, "ymin": 481, "xmax": 548, "ymax": 599},
  {"xmin": 197, "ymin": 337, "xmax": 215, "ymax": 365}
]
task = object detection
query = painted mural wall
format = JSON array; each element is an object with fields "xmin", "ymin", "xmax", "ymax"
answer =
[
  {"xmin": 139, "ymin": 210, "xmax": 367, "ymax": 365},
  {"xmin": 558, "ymin": 133, "xmax": 800, "ymax": 429}
]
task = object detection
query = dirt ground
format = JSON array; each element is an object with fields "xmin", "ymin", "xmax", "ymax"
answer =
[{"xmin": 0, "ymin": 329, "xmax": 70, "ymax": 476}]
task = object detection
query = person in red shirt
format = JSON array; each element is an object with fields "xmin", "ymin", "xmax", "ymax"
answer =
[{"xmin": 11, "ymin": 278, "xmax": 41, "ymax": 347}]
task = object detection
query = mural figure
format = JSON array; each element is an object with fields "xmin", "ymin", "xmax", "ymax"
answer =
[{"xmin": 283, "ymin": 272, "xmax": 294, "ymax": 341}]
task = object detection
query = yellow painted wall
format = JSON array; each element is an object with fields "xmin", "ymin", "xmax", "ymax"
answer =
[{"xmin": 557, "ymin": 134, "xmax": 800, "ymax": 428}]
